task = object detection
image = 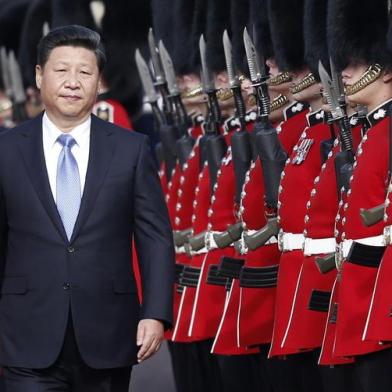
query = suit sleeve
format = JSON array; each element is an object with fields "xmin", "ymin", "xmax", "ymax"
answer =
[
  {"xmin": 132, "ymin": 135, "xmax": 175, "ymax": 328},
  {"xmin": 0, "ymin": 182, "xmax": 7, "ymax": 286}
]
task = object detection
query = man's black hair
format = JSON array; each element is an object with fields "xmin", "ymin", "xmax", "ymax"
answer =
[{"xmin": 37, "ymin": 24, "xmax": 106, "ymax": 72}]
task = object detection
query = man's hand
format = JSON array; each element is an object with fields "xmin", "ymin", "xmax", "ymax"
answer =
[{"xmin": 136, "ymin": 319, "xmax": 164, "ymax": 363}]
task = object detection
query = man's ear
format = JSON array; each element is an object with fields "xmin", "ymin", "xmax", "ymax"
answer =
[
  {"xmin": 35, "ymin": 65, "xmax": 42, "ymax": 89},
  {"xmin": 382, "ymin": 68, "xmax": 392, "ymax": 83}
]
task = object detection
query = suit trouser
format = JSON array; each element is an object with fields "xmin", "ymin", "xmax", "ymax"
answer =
[{"xmin": 3, "ymin": 316, "xmax": 132, "ymax": 392}]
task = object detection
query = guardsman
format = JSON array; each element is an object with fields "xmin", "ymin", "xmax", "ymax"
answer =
[
  {"xmin": 210, "ymin": 0, "xmax": 310, "ymax": 379},
  {"xmin": 276, "ymin": 1, "xmax": 366, "ymax": 390},
  {"xmin": 318, "ymin": 1, "xmax": 392, "ymax": 391},
  {"xmin": 264, "ymin": 0, "xmax": 335, "ymax": 390}
]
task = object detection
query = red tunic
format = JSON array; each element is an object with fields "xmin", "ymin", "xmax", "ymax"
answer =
[
  {"xmin": 334, "ymin": 101, "xmax": 392, "ymax": 357},
  {"xmin": 93, "ymin": 99, "xmax": 133, "ymax": 129},
  {"xmin": 269, "ymin": 108, "xmax": 332, "ymax": 357},
  {"xmin": 236, "ymin": 103, "xmax": 310, "ymax": 348}
]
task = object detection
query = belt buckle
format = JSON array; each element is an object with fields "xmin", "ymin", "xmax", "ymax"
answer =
[
  {"xmin": 335, "ymin": 243, "xmax": 344, "ymax": 271},
  {"xmin": 205, "ymin": 231, "xmax": 212, "ymax": 251},
  {"xmin": 238, "ymin": 232, "xmax": 248, "ymax": 255},
  {"xmin": 278, "ymin": 230, "xmax": 284, "ymax": 252},
  {"xmin": 302, "ymin": 237, "xmax": 309, "ymax": 253},
  {"xmin": 383, "ymin": 226, "xmax": 391, "ymax": 246}
]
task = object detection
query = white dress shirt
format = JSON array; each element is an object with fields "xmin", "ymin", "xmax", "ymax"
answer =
[{"xmin": 42, "ymin": 112, "xmax": 91, "ymax": 203}]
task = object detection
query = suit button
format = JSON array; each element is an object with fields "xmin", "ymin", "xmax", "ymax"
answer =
[
  {"xmin": 67, "ymin": 247, "xmax": 75, "ymax": 253},
  {"xmin": 63, "ymin": 282, "xmax": 70, "ymax": 290}
]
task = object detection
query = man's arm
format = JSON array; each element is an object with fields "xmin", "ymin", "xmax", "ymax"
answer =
[{"xmin": 132, "ymin": 135, "xmax": 175, "ymax": 361}]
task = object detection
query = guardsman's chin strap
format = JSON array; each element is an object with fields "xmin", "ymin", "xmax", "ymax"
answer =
[{"xmin": 345, "ymin": 64, "xmax": 383, "ymax": 96}]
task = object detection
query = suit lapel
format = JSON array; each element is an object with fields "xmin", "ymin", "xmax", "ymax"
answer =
[
  {"xmin": 70, "ymin": 115, "xmax": 116, "ymax": 243},
  {"xmin": 17, "ymin": 114, "xmax": 68, "ymax": 243}
]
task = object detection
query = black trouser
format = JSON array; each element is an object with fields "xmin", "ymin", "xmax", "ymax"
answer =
[
  {"xmin": 216, "ymin": 353, "xmax": 268, "ymax": 392},
  {"xmin": 168, "ymin": 339, "xmax": 222, "ymax": 392},
  {"xmin": 355, "ymin": 348, "xmax": 392, "ymax": 392},
  {"xmin": 261, "ymin": 349, "xmax": 324, "ymax": 392},
  {"xmin": 3, "ymin": 317, "xmax": 132, "ymax": 392}
]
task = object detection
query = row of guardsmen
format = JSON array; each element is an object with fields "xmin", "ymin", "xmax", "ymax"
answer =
[{"xmin": 139, "ymin": 0, "xmax": 392, "ymax": 390}]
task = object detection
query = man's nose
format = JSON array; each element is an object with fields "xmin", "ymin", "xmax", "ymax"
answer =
[{"xmin": 64, "ymin": 71, "xmax": 80, "ymax": 88}]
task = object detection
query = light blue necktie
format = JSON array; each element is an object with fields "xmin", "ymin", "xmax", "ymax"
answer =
[{"xmin": 56, "ymin": 134, "xmax": 81, "ymax": 240}]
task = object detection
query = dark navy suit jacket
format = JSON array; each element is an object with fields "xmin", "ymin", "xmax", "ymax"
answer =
[{"xmin": 0, "ymin": 113, "xmax": 174, "ymax": 368}]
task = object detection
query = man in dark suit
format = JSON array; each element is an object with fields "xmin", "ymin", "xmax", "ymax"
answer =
[{"xmin": 0, "ymin": 25, "xmax": 174, "ymax": 391}]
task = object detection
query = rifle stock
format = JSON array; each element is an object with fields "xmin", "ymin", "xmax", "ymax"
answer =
[
  {"xmin": 243, "ymin": 218, "xmax": 279, "ymax": 250},
  {"xmin": 360, "ymin": 204, "xmax": 384, "ymax": 227},
  {"xmin": 173, "ymin": 228, "xmax": 193, "ymax": 247},
  {"xmin": 213, "ymin": 222, "xmax": 244, "ymax": 248},
  {"xmin": 315, "ymin": 253, "xmax": 336, "ymax": 274}
]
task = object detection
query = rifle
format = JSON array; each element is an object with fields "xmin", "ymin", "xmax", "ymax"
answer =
[
  {"xmin": 148, "ymin": 30, "xmax": 179, "ymax": 180},
  {"xmin": 241, "ymin": 27, "xmax": 287, "ymax": 249},
  {"xmin": 199, "ymin": 34, "xmax": 227, "ymax": 194},
  {"xmin": 159, "ymin": 41, "xmax": 195, "ymax": 166}
]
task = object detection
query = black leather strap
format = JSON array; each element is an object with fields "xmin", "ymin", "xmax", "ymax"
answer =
[
  {"xmin": 308, "ymin": 290, "xmax": 331, "ymax": 313},
  {"xmin": 347, "ymin": 243, "xmax": 385, "ymax": 268},
  {"xmin": 239, "ymin": 265, "xmax": 279, "ymax": 288}
]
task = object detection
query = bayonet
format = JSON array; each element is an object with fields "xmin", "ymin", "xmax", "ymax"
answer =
[
  {"xmin": 318, "ymin": 61, "xmax": 342, "ymax": 119},
  {"xmin": 223, "ymin": 30, "xmax": 250, "ymax": 205},
  {"xmin": 330, "ymin": 58, "xmax": 345, "ymax": 105},
  {"xmin": 135, "ymin": 49, "xmax": 159, "ymax": 103},
  {"xmin": 159, "ymin": 41, "xmax": 180, "ymax": 96},
  {"xmin": 199, "ymin": 34, "xmax": 226, "ymax": 192},
  {"xmin": 148, "ymin": 28, "xmax": 173, "ymax": 124},
  {"xmin": 199, "ymin": 34, "xmax": 216, "ymax": 93},
  {"xmin": 223, "ymin": 30, "xmax": 240, "ymax": 89},
  {"xmin": 8, "ymin": 50, "xmax": 26, "ymax": 105},
  {"xmin": 0, "ymin": 47, "xmax": 12, "ymax": 100},
  {"xmin": 243, "ymin": 27, "xmax": 270, "ymax": 120},
  {"xmin": 8, "ymin": 50, "xmax": 28, "ymax": 123},
  {"xmin": 42, "ymin": 21, "xmax": 50, "ymax": 36},
  {"xmin": 148, "ymin": 28, "xmax": 166, "ymax": 85},
  {"xmin": 135, "ymin": 49, "xmax": 164, "ymax": 126},
  {"xmin": 319, "ymin": 62, "xmax": 354, "ymax": 198},
  {"xmin": 243, "ymin": 28, "xmax": 287, "ymax": 237},
  {"xmin": 199, "ymin": 34, "xmax": 221, "ymax": 132},
  {"xmin": 159, "ymin": 40, "xmax": 193, "ymax": 164}
]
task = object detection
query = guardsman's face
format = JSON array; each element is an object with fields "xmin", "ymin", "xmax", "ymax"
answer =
[
  {"xmin": 266, "ymin": 58, "xmax": 292, "ymax": 95},
  {"xmin": 35, "ymin": 45, "xmax": 101, "ymax": 126},
  {"xmin": 341, "ymin": 63, "xmax": 377, "ymax": 106}
]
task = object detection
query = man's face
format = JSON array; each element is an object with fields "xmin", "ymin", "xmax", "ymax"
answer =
[{"xmin": 35, "ymin": 45, "xmax": 101, "ymax": 126}]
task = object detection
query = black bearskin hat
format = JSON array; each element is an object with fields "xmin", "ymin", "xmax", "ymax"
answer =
[
  {"xmin": 205, "ymin": 0, "xmax": 232, "ymax": 73},
  {"xmin": 190, "ymin": 0, "xmax": 208, "ymax": 72},
  {"xmin": 51, "ymin": 0, "xmax": 96, "ymax": 30},
  {"xmin": 268, "ymin": 0, "xmax": 305, "ymax": 72},
  {"xmin": 0, "ymin": 0, "xmax": 30, "ymax": 53},
  {"xmin": 230, "ymin": 0, "xmax": 250, "ymax": 74},
  {"xmin": 304, "ymin": 0, "xmax": 329, "ymax": 80},
  {"xmin": 100, "ymin": 0, "xmax": 151, "ymax": 117},
  {"xmin": 18, "ymin": 0, "xmax": 51, "ymax": 87},
  {"xmin": 327, "ymin": 0, "xmax": 390, "ymax": 72},
  {"xmin": 249, "ymin": 0, "xmax": 273, "ymax": 61},
  {"xmin": 172, "ymin": 0, "xmax": 197, "ymax": 75}
]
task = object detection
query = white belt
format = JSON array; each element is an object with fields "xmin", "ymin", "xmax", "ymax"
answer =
[
  {"xmin": 246, "ymin": 230, "xmax": 278, "ymax": 245},
  {"xmin": 303, "ymin": 237, "xmax": 336, "ymax": 256},
  {"xmin": 237, "ymin": 230, "xmax": 278, "ymax": 255},
  {"xmin": 278, "ymin": 231, "xmax": 305, "ymax": 252},
  {"xmin": 192, "ymin": 247, "xmax": 209, "ymax": 255},
  {"xmin": 206, "ymin": 230, "xmax": 235, "ymax": 251},
  {"xmin": 175, "ymin": 246, "xmax": 186, "ymax": 254}
]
